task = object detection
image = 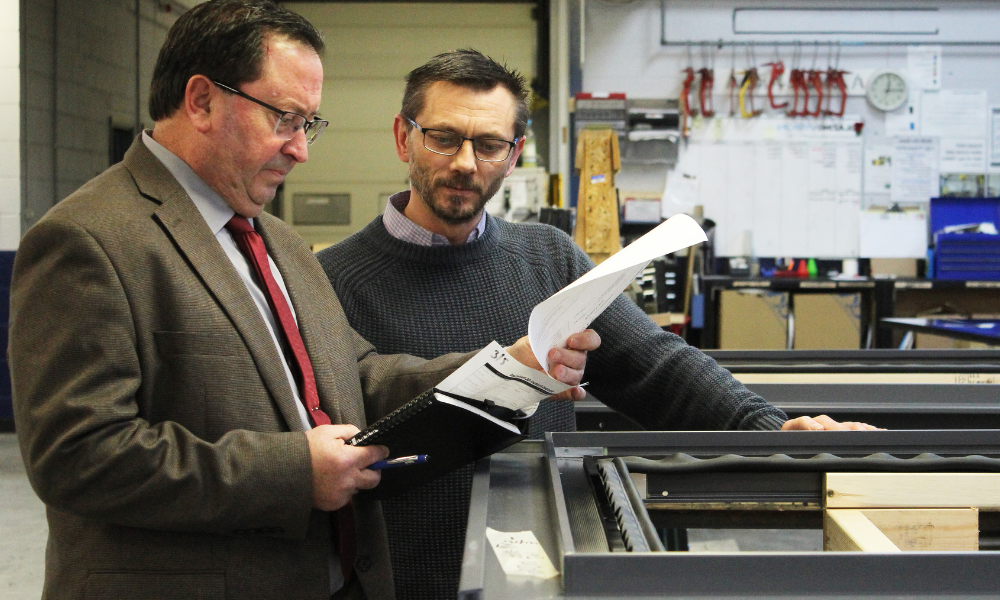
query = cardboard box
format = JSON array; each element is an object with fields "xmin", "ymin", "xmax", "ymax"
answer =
[
  {"xmin": 719, "ymin": 290, "xmax": 788, "ymax": 350},
  {"xmin": 915, "ymin": 333, "xmax": 973, "ymax": 350},
  {"xmin": 871, "ymin": 258, "xmax": 918, "ymax": 278},
  {"xmin": 793, "ymin": 294, "xmax": 861, "ymax": 350}
]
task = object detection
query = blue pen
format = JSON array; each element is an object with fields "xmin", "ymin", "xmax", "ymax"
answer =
[{"xmin": 369, "ymin": 455, "xmax": 429, "ymax": 470}]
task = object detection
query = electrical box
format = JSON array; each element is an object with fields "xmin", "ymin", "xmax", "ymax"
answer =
[{"xmin": 292, "ymin": 193, "xmax": 351, "ymax": 226}]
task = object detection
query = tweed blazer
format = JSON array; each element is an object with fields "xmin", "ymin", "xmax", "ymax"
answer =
[{"xmin": 9, "ymin": 140, "xmax": 469, "ymax": 600}]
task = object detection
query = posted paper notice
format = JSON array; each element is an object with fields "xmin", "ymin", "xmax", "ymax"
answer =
[{"xmin": 486, "ymin": 528, "xmax": 559, "ymax": 579}]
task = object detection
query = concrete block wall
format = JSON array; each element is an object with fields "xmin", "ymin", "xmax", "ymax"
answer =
[
  {"xmin": 21, "ymin": 0, "xmax": 177, "ymax": 232},
  {"xmin": 1, "ymin": 0, "xmax": 18, "ymax": 250},
  {"xmin": 0, "ymin": 0, "xmax": 17, "ymax": 426},
  {"xmin": 10, "ymin": 0, "xmax": 178, "ymax": 428}
]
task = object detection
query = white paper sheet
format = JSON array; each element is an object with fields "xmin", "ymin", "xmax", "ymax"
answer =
[
  {"xmin": 859, "ymin": 210, "xmax": 928, "ymax": 258},
  {"xmin": 940, "ymin": 138, "xmax": 987, "ymax": 174},
  {"xmin": 435, "ymin": 341, "xmax": 570, "ymax": 412},
  {"xmin": 661, "ymin": 144, "xmax": 701, "ymax": 218},
  {"xmin": 863, "ymin": 144, "xmax": 894, "ymax": 206},
  {"xmin": 667, "ymin": 117, "xmax": 863, "ymax": 259},
  {"xmin": 528, "ymin": 214, "xmax": 707, "ymax": 372},
  {"xmin": 907, "ymin": 46, "xmax": 941, "ymax": 91},
  {"xmin": 485, "ymin": 528, "xmax": 559, "ymax": 579},
  {"xmin": 921, "ymin": 90, "xmax": 988, "ymax": 139},
  {"xmin": 891, "ymin": 137, "xmax": 939, "ymax": 203}
]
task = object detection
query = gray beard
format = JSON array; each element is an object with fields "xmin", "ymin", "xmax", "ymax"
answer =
[{"xmin": 409, "ymin": 161, "xmax": 506, "ymax": 226}]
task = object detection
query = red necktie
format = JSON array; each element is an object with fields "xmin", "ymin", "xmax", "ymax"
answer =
[{"xmin": 224, "ymin": 216, "xmax": 356, "ymax": 581}]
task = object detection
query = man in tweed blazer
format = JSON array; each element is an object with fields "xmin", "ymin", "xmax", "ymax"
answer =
[{"xmin": 8, "ymin": 4, "xmax": 595, "ymax": 599}]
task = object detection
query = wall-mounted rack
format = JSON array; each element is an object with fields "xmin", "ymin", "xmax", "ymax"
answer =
[{"xmin": 660, "ymin": 0, "xmax": 1000, "ymax": 47}]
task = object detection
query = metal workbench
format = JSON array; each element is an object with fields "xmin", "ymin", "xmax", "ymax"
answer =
[
  {"xmin": 576, "ymin": 349, "xmax": 1000, "ymax": 431},
  {"xmin": 460, "ymin": 431, "xmax": 1000, "ymax": 599}
]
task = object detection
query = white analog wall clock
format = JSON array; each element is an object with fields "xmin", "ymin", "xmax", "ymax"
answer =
[{"xmin": 866, "ymin": 70, "xmax": 909, "ymax": 112}]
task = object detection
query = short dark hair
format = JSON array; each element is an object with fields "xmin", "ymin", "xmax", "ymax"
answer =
[
  {"xmin": 401, "ymin": 49, "xmax": 529, "ymax": 139},
  {"xmin": 148, "ymin": 0, "xmax": 324, "ymax": 121}
]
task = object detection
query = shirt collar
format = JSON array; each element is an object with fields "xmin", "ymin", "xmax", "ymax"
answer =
[
  {"xmin": 142, "ymin": 131, "xmax": 239, "ymax": 234},
  {"xmin": 382, "ymin": 190, "xmax": 486, "ymax": 246}
]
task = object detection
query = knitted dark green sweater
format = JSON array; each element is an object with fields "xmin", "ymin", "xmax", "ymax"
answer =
[{"xmin": 316, "ymin": 215, "xmax": 787, "ymax": 600}]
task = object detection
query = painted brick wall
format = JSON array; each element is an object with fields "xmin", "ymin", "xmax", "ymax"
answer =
[
  {"xmin": 22, "ymin": 0, "xmax": 177, "ymax": 232},
  {"xmin": 0, "ymin": 0, "xmax": 16, "ymax": 426},
  {"xmin": 0, "ymin": 0, "xmax": 18, "ymax": 250}
]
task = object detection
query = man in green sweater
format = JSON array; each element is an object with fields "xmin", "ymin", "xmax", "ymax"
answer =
[{"xmin": 316, "ymin": 50, "xmax": 876, "ymax": 600}]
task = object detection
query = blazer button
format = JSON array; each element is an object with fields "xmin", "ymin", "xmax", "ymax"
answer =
[{"xmin": 355, "ymin": 555, "xmax": 373, "ymax": 572}]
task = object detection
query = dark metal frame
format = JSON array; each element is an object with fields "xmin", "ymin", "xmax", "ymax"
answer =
[
  {"xmin": 462, "ymin": 431, "xmax": 1000, "ymax": 599},
  {"xmin": 577, "ymin": 349, "xmax": 1000, "ymax": 432}
]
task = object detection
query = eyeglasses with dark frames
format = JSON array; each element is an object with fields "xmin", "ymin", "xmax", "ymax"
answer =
[
  {"xmin": 212, "ymin": 80, "xmax": 328, "ymax": 145},
  {"xmin": 404, "ymin": 116, "xmax": 518, "ymax": 163}
]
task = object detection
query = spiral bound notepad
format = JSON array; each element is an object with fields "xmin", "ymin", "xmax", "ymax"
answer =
[{"xmin": 348, "ymin": 389, "xmax": 524, "ymax": 500}]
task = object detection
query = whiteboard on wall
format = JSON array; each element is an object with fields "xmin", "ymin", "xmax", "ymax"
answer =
[{"xmin": 662, "ymin": 117, "xmax": 863, "ymax": 258}]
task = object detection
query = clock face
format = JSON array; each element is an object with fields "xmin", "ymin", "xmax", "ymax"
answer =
[{"xmin": 866, "ymin": 71, "xmax": 908, "ymax": 112}]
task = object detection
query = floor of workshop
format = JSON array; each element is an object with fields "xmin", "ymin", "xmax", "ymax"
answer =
[{"xmin": 1, "ymin": 433, "xmax": 46, "ymax": 600}]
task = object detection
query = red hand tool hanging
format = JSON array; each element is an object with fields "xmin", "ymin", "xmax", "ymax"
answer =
[
  {"xmin": 808, "ymin": 69, "xmax": 825, "ymax": 117},
  {"xmin": 787, "ymin": 69, "xmax": 806, "ymax": 117},
  {"xmin": 786, "ymin": 43, "xmax": 807, "ymax": 117},
  {"xmin": 806, "ymin": 42, "xmax": 823, "ymax": 118},
  {"xmin": 822, "ymin": 44, "xmax": 848, "ymax": 118},
  {"xmin": 764, "ymin": 60, "xmax": 787, "ymax": 110},
  {"xmin": 680, "ymin": 66, "xmax": 695, "ymax": 137},
  {"xmin": 698, "ymin": 68, "xmax": 715, "ymax": 117}
]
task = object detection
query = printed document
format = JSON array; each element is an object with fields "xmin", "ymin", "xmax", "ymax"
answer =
[{"xmin": 436, "ymin": 214, "xmax": 706, "ymax": 410}]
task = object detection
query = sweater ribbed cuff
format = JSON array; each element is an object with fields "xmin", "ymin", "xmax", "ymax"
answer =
[{"xmin": 746, "ymin": 413, "xmax": 787, "ymax": 431}]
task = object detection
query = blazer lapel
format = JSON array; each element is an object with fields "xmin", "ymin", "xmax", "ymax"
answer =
[
  {"xmin": 123, "ymin": 140, "xmax": 306, "ymax": 432},
  {"xmin": 256, "ymin": 217, "xmax": 364, "ymax": 428}
]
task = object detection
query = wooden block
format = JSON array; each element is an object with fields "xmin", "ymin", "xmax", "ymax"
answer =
[
  {"xmin": 647, "ymin": 313, "xmax": 686, "ymax": 327},
  {"xmin": 824, "ymin": 509, "xmax": 901, "ymax": 552},
  {"xmin": 826, "ymin": 473, "xmax": 1000, "ymax": 509},
  {"xmin": 862, "ymin": 509, "xmax": 978, "ymax": 551}
]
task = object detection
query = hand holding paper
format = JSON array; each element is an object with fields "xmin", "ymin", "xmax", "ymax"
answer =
[
  {"xmin": 506, "ymin": 329, "xmax": 600, "ymax": 399},
  {"xmin": 528, "ymin": 214, "xmax": 707, "ymax": 372},
  {"xmin": 435, "ymin": 214, "xmax": 706, "ymax": 410}
]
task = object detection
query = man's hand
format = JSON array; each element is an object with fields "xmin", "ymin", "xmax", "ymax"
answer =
[
  {"xmin": 781, "ymin": 415, "xmax": 882, "ymax": 431},
  {"xmin": 507, "ymin": 329, "xmax": 601, "ymax": 401},
  {"xmin": 305, "ymin": 424, "xmax": 389, "ymax": 511}
]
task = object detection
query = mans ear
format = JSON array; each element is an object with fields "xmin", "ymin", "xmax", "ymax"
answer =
[
  {"xmin": 392, "ymin": 114, "xmax": 412, "ymax": 164},
  {"xmin": 504, "ymin": 137, "xmax": 525, "ymax": 177},
  {"xmin": 185, "ymin": 75, "xmax": 216, "ymax": 134}
]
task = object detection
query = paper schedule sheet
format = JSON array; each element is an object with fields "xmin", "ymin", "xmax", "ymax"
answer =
[
  {"xmin": 436, "ymin": 341, "xmax": 571, "ymax": 411},
  {"xmin": 437, "ymin": 214, "xmax": 707, "ymax": 409},
  {"xmin": 529, "ymin": 214, "xmax": 707, "ymax": 372}
]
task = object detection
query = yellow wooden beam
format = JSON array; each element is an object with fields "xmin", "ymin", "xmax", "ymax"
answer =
[
  {"xmin": 824, "ymin": 510, "xmax": 901, "ymax": 552},
  {"xmin": 862, "ymin": 508, "xmax": 978, "ymax": 551},
  {"xmin": 826, "ymin": 473, "xmax": 1000, "ymax": 509}
]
